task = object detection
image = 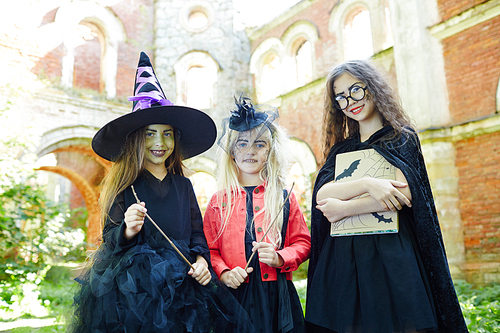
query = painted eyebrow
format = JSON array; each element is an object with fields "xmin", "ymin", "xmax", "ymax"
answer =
[
  {"xmin": 146, "ymin": 129, "xmax": 174, "ymax": 133},
  {"xmin": 335, "ymin": 82, "xmax": 364, "ymax": 95}
]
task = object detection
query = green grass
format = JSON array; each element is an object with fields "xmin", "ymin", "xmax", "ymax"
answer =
[
  {"xmin": 1, "ymin": 324, "xmax": 65, "ymax": 333},
  {"xmin": 1, "ymin": 267, "xmax": 499, "ymax": 333}
]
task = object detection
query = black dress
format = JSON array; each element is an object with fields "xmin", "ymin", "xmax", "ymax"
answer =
[
  {"xmin": 307, "ymin": 207, "xmax": 437, "ymax": 332},
  {"xmin": 228, "ymin": 186, "xmax": 305, "ymax": 333},
  {"xmin": 306, "ymin": 126, "xmax": 467, "ymax": 333},
  {"xmin": 71, "ymin": 170, "xmax": 254, "ymax": 333}
]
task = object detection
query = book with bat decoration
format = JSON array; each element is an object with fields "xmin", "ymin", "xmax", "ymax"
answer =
[{"xmin": 330, "ymin": 148, "xmax": 399, "ymax": 237}]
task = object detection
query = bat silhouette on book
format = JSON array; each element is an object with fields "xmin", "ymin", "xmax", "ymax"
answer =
[
  {"xmin": 335, "ymin": 159, "xmax": 361, "ymax": 181},
  {"xmin": 372, "ymin": 212, "xmax": 393, "ymax": 224}
]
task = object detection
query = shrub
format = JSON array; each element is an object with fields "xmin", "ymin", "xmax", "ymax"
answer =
[{"xmin": 455, "ymin": 280, "xmax": 500, "ymax": 332}]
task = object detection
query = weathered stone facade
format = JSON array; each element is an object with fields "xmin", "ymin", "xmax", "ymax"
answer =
[
  {"xmin": 154, "ymin": 0, "xmax": 252, "ymax": 161},
  {"xmin": 0, "ymin": 0, "xmax": 499, "ymax": 283}
]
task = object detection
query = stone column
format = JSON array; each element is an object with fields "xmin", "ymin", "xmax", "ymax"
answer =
[
  {"xmin": 388, "ymin": 0, "xmax": 466, "ymax": 277},
  {"xmin": 421, "ymin": 138, "xmax": 466, "ymax": 279},
  {"xmin": 387, "ymin": 0, "xmax": 449, "ymax": 128}
]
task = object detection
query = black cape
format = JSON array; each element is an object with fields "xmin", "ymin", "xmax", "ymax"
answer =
[{"xmin": 306, "ymin": 126, "xmax": 467, "ymax": 332}]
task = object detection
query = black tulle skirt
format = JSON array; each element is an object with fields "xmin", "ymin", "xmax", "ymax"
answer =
[{"xmin": 70, "ymin": 238, "xmax": 254, "ymax": 333}]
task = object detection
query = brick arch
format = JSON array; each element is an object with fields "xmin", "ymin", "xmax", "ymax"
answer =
[
  {"xmin": 249, "ymin": 37, "xmax": 284, "ymax": 76},
  {"xmin": 37, "ymin": 126, "xmax": 112, "ymax": 246},
  {"xmin": 51, "ymin": 146, "xmax": 112, "ymax": 173},
  {"xmin": 281, "ymin": 20, "xmax": 319, "ymax": 92},
  {"xmin": 281, "ymin": 20, "xmax": 320, "ymax": 55},
  {"xmin": 250, "ymin": 38, "xmax": 284, "ymax": 102},
  {"xmin": 36, "ymin": 165, "xmax": 101, "ymax": 246}
]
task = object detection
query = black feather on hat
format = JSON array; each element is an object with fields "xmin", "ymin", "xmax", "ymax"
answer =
[
  {"xmin": 92, "ymin": 52, "xmax": 216, "ymax": 162},
  {"xmin": 217, "ymin": 94, "xmax": 279, "ymax": 154},
  {"xmin": 228, "ymin": 95, "xmax": 269, "ymax": 131}
]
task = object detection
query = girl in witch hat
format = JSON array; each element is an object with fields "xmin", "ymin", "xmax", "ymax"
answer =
[
  {"xmin": 71, "ymin": 52, "xmax": 254, "ymax": 333},
  {"xmin": 203, "ymin": 95, "xmax": 311, "ymax": 333}
]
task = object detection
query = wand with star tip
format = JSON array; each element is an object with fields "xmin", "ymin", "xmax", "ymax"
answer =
[
  {"xmin": 244, "ymin": 182, "xmax": 295, "ymax": 270},
  {"xmin": 131, "ymin": 185, "xmax": 194, "ymax": 270}
]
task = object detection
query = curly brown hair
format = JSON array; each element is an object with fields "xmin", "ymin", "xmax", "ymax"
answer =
[{"xmin": 322, "ymin": 59, "xmax": 415, "ymax": 161}]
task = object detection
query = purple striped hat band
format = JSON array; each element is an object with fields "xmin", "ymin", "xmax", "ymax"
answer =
[{"xmin": 128, "ymin": 66, "xmax": 173, "ymax": 112}]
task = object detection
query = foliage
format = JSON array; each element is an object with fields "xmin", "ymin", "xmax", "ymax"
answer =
[
  {"xmin": 293, "ymin": 278, "xmax": 307, "ymax": 314},
  {"xmin": 294, "ymin": 259, "xmax": 308, "ymax": 281},
  {"xmin": 0, "ymin": 133, "xmax": 88, "ymax": 276},
  {"xmin": 0, "ymin": 133, "xmax": 87, "ymax": 328},
  {"xmin": 0, "ymin": 265, "xmax": 50, "ymax": 321},
  {"xmin": 0, "ymin": 173, "xmax": 87, "ymax": 281},
  {"xmin": 455, "ymin": 280, "xmax": 500, "ymax": 333},
  {"xmin": 0, "ymin": 265, "xmax": 75, "ymax": 321},
  {"xmin": 0, "ymin": 265, "xmax": 74, "ymax": 332}
]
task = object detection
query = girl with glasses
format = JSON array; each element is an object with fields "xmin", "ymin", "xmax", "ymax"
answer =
[{"xmin": 305, "ymin": 60, "xmax": 467, "ymax": 333}]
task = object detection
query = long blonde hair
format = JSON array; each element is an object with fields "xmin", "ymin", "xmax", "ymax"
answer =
[
  {"xmin": 99, "ymin": 125, "xmax": 185, "ymax": 227},
  {"xmin": 214, "ymin": 123, "xmax": 290, "ymax": 247}
]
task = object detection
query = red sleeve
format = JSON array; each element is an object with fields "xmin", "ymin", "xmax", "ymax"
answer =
[
  {"xmin": 276, "ymin": 192, "xmax": 311, "ymax": 273},
  {"xmin": 203, "ymin": 195, "xmax": 231, "ymax": 278}
]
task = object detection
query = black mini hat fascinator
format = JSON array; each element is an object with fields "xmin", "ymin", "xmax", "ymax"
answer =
[
  {"xmin": 92, "ymin": 52, "xmax": 217, "ymax": 162},
  {"xmin": 218, "ymin": 94, "xmax": 279, "ymax": 154}
]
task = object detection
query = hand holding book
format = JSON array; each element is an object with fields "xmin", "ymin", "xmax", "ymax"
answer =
[
  {"xmin": 317, "ymin": 149, "xmax": 412, "ymax": 236},
  {"xmin": 358, "ymin": 177, "xmax": 411, "ymax": 212}
]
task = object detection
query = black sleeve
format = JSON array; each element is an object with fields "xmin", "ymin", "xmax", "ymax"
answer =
[
  {"xmin": 102, "ymin": 191, "xmax": 144, "ymax": 255},
  {"xmin": 187, "ymin": 181, "xmax": 210, "ymax": 263}
]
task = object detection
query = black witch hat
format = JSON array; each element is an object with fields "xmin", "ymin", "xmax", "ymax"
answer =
[{"xmin": 92, "ymin": 52, "xmax": 216, "ymax": 162}]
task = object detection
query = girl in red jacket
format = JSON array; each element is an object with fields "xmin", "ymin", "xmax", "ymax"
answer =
[{"xmin": 203, "ymin": 95, "xmax": 311, "ymax": 333}]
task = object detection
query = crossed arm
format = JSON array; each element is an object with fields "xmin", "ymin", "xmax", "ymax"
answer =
[{"xmin": 316, "ymin": 168, "xmax": 412, "ymax": 223}]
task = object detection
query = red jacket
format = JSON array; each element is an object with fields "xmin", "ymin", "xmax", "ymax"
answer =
[{"xmin": 203, "ymin": 183, "xmax": 311, "ymax": 282}]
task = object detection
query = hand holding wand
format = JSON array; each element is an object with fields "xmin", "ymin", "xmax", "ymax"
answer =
[
  {"xmin": 244, "ymin": 183, "xmax": 295, "ymax": 270},
  {"xmin": 131, "ymin": 185, "xmax": 194, "ymax": 270}
]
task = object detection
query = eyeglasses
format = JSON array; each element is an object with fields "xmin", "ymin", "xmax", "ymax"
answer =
[{"xmin": 334, "ymin": 84, "xmax": 368, "ymax": 110}]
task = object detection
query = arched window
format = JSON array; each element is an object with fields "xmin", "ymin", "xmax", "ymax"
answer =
[
  {"xmin": 73, "ymin": 22, "xmax": 103, "ymax": 92},
  {"xmin": 179, "ymin": 2, "xmax": 214, "ymax": 33},
  {"xmin": 188, "ymin": 11, "xmax": 208, "ymax": 30},
  {"xmin": 186, "ymin": 66, "xmax": 212, "ymax": 110},
  {"xmin": 55, "ymin": 2, "xmax": 125, "ymax": 98},
  {"xmin": 258, "ymin": 53, "xmax": 281, "ymax": 102},
  {"xmin": 295, "ymin": 40, "xmax": 313, "ymax": 87},
  {"xmin": 383, "ymin": 2, "xmax": 394, "ymax": 49},
  {"xmin": 344, "ymin": 7, "xmax": 374, "ymax": 60},
  {"xmin": 278, "ymin": 21, "xmax": 319, "ymax": 92},
  {"xmin": 174, "ymin": 51, "xmax": 219, "ymax": 109}
]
